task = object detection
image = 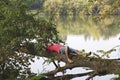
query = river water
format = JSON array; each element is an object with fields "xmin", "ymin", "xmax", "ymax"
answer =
[{"xmin": 30, "ymin": 16, "xmax": 120, "ymax": 80}]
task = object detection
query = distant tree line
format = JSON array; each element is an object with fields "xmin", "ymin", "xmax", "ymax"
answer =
[{"xmin": 30, "ymin": 0, "xmax": 120, "ymax": 16}]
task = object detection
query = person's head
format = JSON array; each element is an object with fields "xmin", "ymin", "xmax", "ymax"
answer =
[{"xmin": 46, "ymin": 42, "xmax": 53, "ymax": 47}]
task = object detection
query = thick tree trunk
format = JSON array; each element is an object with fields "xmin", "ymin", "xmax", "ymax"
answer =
[
  {"xmin": 35, "ymin": 51, "xmax": 120, "ymax": 80},
  {"xmin": 44, "ymin": 55, "xmax": 120, "ymax": 74}
]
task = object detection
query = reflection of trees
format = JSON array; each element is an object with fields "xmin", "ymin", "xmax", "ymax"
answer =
[{"xmin": 55, "ymin": 16, "xmax": 120, "ymax": 40}]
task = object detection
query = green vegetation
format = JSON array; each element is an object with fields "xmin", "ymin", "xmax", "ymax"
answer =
[
  {"xmin": 43, "ymin": 0, "xmax": 120, "ymax": 16},
  {"xmin": 0, "ymin": 0, "xmax": 60, "ymax": 80}
]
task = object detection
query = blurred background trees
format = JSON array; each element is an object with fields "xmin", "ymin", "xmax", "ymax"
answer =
[{"xmin": 42, "ymin": 0, "xmax": 120, "ymax": 16}]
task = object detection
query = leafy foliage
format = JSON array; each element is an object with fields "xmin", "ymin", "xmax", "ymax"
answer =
[
  {"xmin": 30, "ymin": 75, "xmax": 46, "ymax": 80},
  {"xmin": 0, "ymin": 0, "xmax": 60, "ymax": 80},
  {"xmin": 43, "ymin": 0, "xmax": 120, "ymax": 16},
  {"xmin": 97, "ymin": 49, "xmax": 116, "ymax": 58}
]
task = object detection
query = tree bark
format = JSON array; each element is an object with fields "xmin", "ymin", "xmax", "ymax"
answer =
[{"xmin": 35, "ymin": 51, "xmax": 120, "ymax": 80}]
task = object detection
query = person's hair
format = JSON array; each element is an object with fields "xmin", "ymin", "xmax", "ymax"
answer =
[{"xmin": 46, "ymin": 41, "xmax": 53, "ymax": 46}]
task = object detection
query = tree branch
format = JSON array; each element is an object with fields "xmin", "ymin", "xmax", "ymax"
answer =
[
  {"xmin": 54, "ymin": 71, "xmax": 94, "ymax": 80},
  {"xmin": 42, "ymin": 55, "xmax": 120, "ymax": 78}
]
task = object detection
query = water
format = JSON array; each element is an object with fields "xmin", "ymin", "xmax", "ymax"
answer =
[
  {"xmin": 30, "ymin": 16, "xmax": 120, "ymax": 80},
  {"xmin": 66, "ymin": 34, "xmax": 120, "ymax": 59}
]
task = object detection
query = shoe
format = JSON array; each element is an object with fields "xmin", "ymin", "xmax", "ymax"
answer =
[{"xmin": 85, "ymin": 52, "xmax": 91, "ymax": 57}]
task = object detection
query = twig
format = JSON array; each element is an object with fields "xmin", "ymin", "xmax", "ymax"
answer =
[
  {"xmin": 111, "ymin": 45, "xmax": 120, "ymax": 49},
  {"xmin": 54, "ymin": 71, "xmax": 94, "ymax": 80}
]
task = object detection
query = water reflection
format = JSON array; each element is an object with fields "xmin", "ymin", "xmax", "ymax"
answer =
[
  {"xmin": 54, "ymin": 15, "xmax": 120, "ymax": 58},
  {"xmin": 55, "ymin": 16, "xmax": 120, "ymax": 41},
  {"xmin": 66, "ymin": 34, "xmax": 120, "ymax": 59}
]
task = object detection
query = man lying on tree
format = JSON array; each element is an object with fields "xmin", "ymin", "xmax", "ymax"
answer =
[{"xmin": 46, "ymin": 41, "xmax": 91, "ymax": 64}]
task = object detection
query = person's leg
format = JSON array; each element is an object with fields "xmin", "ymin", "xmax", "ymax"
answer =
[
  {"xmin": 65, "ymin": 46, "xmax": 73, "ymax": 63},
  {"xmin": 68, "ymin": 48, "xmax": 91, "ymax": 57},
  {"xmin": 68, "ymin": 48, "xmax": 81, "ymax": 56},
  {"xmin": 75, "ymin": 50, "xmax": 86, "ymax": 56},
  {"xmin": 74, "ymin": 50, "xmax": 91, "ymax": 57}
]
